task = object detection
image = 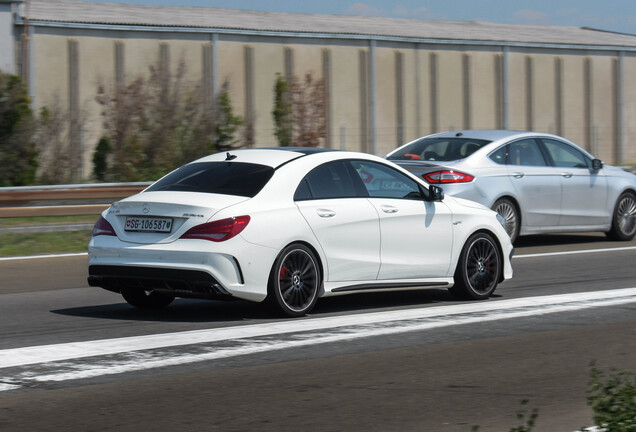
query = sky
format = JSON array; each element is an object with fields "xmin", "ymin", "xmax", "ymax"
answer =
[{"xmin": 87, "ymin": 0, "xmax": 636, "ymax": 35}]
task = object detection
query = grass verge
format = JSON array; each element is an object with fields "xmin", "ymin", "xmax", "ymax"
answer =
[
  {"xmin": 0, "ymin": 231, "xmax": 92, "ymax": 257},
  {"xmin": 0, "ymin": 215, "xmax": 99, "ymax": 228}
]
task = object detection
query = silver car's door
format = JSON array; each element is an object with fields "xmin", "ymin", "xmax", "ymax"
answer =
[
  {"xmin": 349, "ymin": 160, "xmax": 453, "ymax": 279},
  {"xmin": 295, "ymin": 161, "xmax": 381, "ymax": 282},
  {"xmin": 505, "ymin": 138, "xmax": 561, "ymax": 228},
  {"xmin": 541, "ymin": 138, "xmax": 609, "ymax": 226}
]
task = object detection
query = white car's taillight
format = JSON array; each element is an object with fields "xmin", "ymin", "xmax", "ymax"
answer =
[
  {"xmin": 424, "ymin": 170, "xmax": 475, "ymax": 184},
  {"xmin": 180, "ymin": 216, "xmax": 250, "ymax": 242},
  {"xmin": 92, "ymin": 216, "xmax": 117, "ymax": 237}
]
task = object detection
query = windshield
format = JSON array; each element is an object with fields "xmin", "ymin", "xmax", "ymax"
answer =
[
  {"xmin": 146, "ymin": 162, "xmax": 275, "ymax": 197},
  {"xmin": 388, "ymin": 137, "xmax": 491, "ymax": 162}
]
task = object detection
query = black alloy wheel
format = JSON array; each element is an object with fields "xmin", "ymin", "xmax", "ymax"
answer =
[
  {"xmin": 449, "ymin": 232, "xmax": 501, "ymax": 300},
  {"xmin": 269, "ymin": 243, "xmax": 320, "ymax": 317}
]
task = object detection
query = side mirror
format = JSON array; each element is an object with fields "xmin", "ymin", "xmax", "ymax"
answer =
[
  {"xmin": 428, "ymin": 185, "xmax": 444, "ymax": 202},
  {"xmin": 592, "ymin": 159, "xmax": 604, "ymax": 172}
]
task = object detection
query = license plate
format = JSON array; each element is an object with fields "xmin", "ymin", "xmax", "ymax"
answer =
[{"xmin": 124, "ymin": 216, "xmax": 173, "ymax": 233}]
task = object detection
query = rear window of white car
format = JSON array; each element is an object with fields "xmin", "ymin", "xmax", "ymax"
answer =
[
  {"xmin": 146, "ymin": 162, "xmax": 275, "ymax": 197},
  {"xmin": 388, "ymin": 137, "xmax": 491, "ymax": 162}
]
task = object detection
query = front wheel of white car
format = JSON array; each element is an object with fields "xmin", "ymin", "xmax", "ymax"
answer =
[
  {"xmin": 449, "ymin": 232, "xmax": 501, "ymax": 300},
  {"xmin": 268, "ymin": 243, "xmax": 320, "ymax": 317}
]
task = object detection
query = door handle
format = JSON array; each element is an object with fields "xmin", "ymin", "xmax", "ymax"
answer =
[
  {"xmin": 561, "ymin": 172, "xmax": 573, "ymax": 178},
  {"xmin": 316, "ymin": 209, "xmax": 336, "ymax": 218},
  {"xmin": 512, "ymin": 172, "xmax": 525, "ymax": 179},
  {"xmin": 381, "ymin": 205, "xmax": 398, "ymax": 214}
]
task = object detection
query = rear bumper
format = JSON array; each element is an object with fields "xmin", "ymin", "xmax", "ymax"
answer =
[
  {"xmin": 88, "ymin": 265, "xmax": 233, "ymax": 300},
  {"xmin": 88, "ymin": 234, "xmax": 279, "ymax": 302}
]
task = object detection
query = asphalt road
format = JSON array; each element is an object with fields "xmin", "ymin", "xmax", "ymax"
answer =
[{"xmin": 0, "ymin": 233, "xmax": 635, "ymax": 432}]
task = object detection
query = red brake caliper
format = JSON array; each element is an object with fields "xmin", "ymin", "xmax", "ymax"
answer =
[{"xmin": 279, "ymin": 266, "xmax": 288, "ymax": 282}]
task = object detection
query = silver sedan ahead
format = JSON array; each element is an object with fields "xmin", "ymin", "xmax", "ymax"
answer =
[{"xmin": 386, "ymin": 130, "xmax": 636, "ymax": 243}]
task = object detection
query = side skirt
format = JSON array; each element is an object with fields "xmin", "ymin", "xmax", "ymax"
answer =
[{"xmin": 324, "ymin": 279, "xmax": 452, "ymax": 296}]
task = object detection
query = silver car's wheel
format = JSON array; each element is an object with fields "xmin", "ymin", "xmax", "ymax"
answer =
[
  {"xmin": 268, "ymin": 244, "xmax": 320, "ymax": 317},
  {"xmin": 607, "ymin": 191, "xmax": 636, "ymax": 241},
  {"xmin": 449, "ymin": 232, "xmax": 501, "ymax": 300},
  {"xmin": 492, "ymin": 198, "xmax": 519, "ymax": 243}
]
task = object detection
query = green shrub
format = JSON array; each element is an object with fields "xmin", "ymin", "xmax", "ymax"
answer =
[{"xmin": 587, "ymin": 362, "xmax": 636, "ymax": 431}]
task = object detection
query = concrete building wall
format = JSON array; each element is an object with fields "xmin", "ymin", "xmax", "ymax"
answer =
[
  {"xmin": 624, "ymin": 54, "xmax": 636, "ymax": 164},
  {"xmin": 329, "ymin": 43, "xmax": 366, "ymax": 152},
  {"xmin": 468, "ymin": 49, "xmax": 500, "ymax": 130},
  {"xmin": 9, "ymin": 18, "xmax": 636, "ymax": 179},
  {"xmin": 436, "ymin": 48, "xmax": 464, "ymax": 134},
  {"xmin": 560, "ymin": 54, "xmax": 586, "ymax": 150},
  {"xmin": 400, "ymin": 47, "xmax": 419, "ymax": 143},
  {"xmin": 249, "ymin": 41, "xmax": 284, "ymax": 146},
  {"xmin": 506, "ymin": 51, "xmax": 529, "ymax": 132},
  {"xmin": 531, "ymin": 53, "xmax": 557, "ymax": 134},
  {"xmin": 0, "ymin": 3, "xmax": 15, "ymax": 73},
  {"xmin": 375, "ymin": 45, "xmax": 397, "ymax": 155},
  {"xmin": 590, "ymin": 54, "xmax": 617, "ymax": 163},
  {"xmin": 415, "ymin": 48, "xmax": 432, "ymax": 139}
]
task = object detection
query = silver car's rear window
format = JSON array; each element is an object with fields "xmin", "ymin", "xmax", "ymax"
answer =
[
  {"xmin": 146, "ymin": 162, "xmax": 274, "ymax": 197},
  {"xmin": 388, "ymin": 137, "xmax": 491, "ymax": 162}
]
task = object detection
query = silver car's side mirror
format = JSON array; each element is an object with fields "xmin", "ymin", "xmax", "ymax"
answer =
[
  {"xmin": 428, "ymin": 185, "xmax": 444, "ymax": 202},
  {"xmin": 592, "ymin": 159, "xmax": 604, "ymax": 172}
]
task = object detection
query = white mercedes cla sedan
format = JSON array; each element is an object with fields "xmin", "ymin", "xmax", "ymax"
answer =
[{"xmin": 88, "ymin": 148, "xmax": 513, "ymax": 317}]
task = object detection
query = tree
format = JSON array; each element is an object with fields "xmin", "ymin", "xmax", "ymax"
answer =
[
  {"xmin": 213, "ymin": 80, "xmax": 243, "ymax": 152},
  {"xmin": 272, "ymin": 72, "xmax": 326, "ymax": 147},
  {"xmin": 92, "ymin": 137, "xmax": 111, "ymax": 182},
  {"xmin": 96, "ymin": 57, "xmax": 244, "ymax": 182},
  {"xmin": 290, "ymin": 72, "xmax": 326, "ymax": 147},
  {"xmin": 272, "ymin": 73, "xmax": 292, "ymax": 147},
  {"xmin": 0, "ymin": 71, "xmax": 38, "ymax": 186},
  {"xmin": 96, "ymin": 76, "xmax": 150, "ymax": 181},
  {"xmin": 36, "ymin": 96, "xmax": 80, "ymax": 185}
]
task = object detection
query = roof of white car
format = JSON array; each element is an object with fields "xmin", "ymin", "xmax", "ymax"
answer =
[{"xmin": 192, "ymin": 147, "xmax": 359, "ymax": 168}]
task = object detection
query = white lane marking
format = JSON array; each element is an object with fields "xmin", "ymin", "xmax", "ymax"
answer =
[
  {"xmin": 25, "ymin": 293, "xmax": 636, "ymax": 385},
  {"xmin": 515, "ymin": 245, "xmax": 636, "ymax": 259},
  {"xmin": 1, "ymin": 287, "xmax": 636, "ymax": 385},
  {"xmin": 0, "ymin": 383, "xmax": 20, "ymax": 391},
  {"xmin": 0, "ymin": 252, "xmax": 87, "ymax": 261}
]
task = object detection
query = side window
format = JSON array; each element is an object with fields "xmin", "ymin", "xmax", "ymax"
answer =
[
  {"xmin": 507, "ymin": 139, "xmax": 547, "ymax": 167},
  {"xmin": 294, "ymin": 161, "xmax": 360, "ymax": 201},
  {"xmin": 350, "ymin": 160, "xmax": 422, "ymax": 200},
  {"xmin": 294, "ymin": 179, "xmax": 312, "ymax": 201},
  {"xmin": 489, "ymin": 146, "xmax": 508, "ymax": 165},
  {"xmin": 542, "ymin": 139, "xmax": 589, "ymax": 168}
]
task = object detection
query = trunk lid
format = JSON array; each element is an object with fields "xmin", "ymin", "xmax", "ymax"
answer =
[{"xmin": 105, "ymin": 191, "xmax": 249, "ymax": 244}]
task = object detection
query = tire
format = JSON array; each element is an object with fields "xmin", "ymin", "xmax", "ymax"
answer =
[
  {"xmin": 606, "ymin": 191, "xmax": 636, "ymax": 241},
  {"xmin": 268, "ymin": 243, "xmax": 320, "ymax": 317},
  {"xmin": 121, "ymin": 288, "xmax": 175, "ymax": 309},
  {"xmin": 449, "ymin": 232, "xmax": 501, "ymax": 300},
  {"xmin": 492, "ymin": 198, "xmax": 520, "ymax": 244}
]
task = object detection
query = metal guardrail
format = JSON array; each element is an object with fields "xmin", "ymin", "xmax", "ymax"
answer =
[
  {"xmin": 0, "ymin": 183, "xmax": 151, "ymax": 218},
  {"xmin": 1, "ymin": 166, "xmax": 634, "ymax": 218}
]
